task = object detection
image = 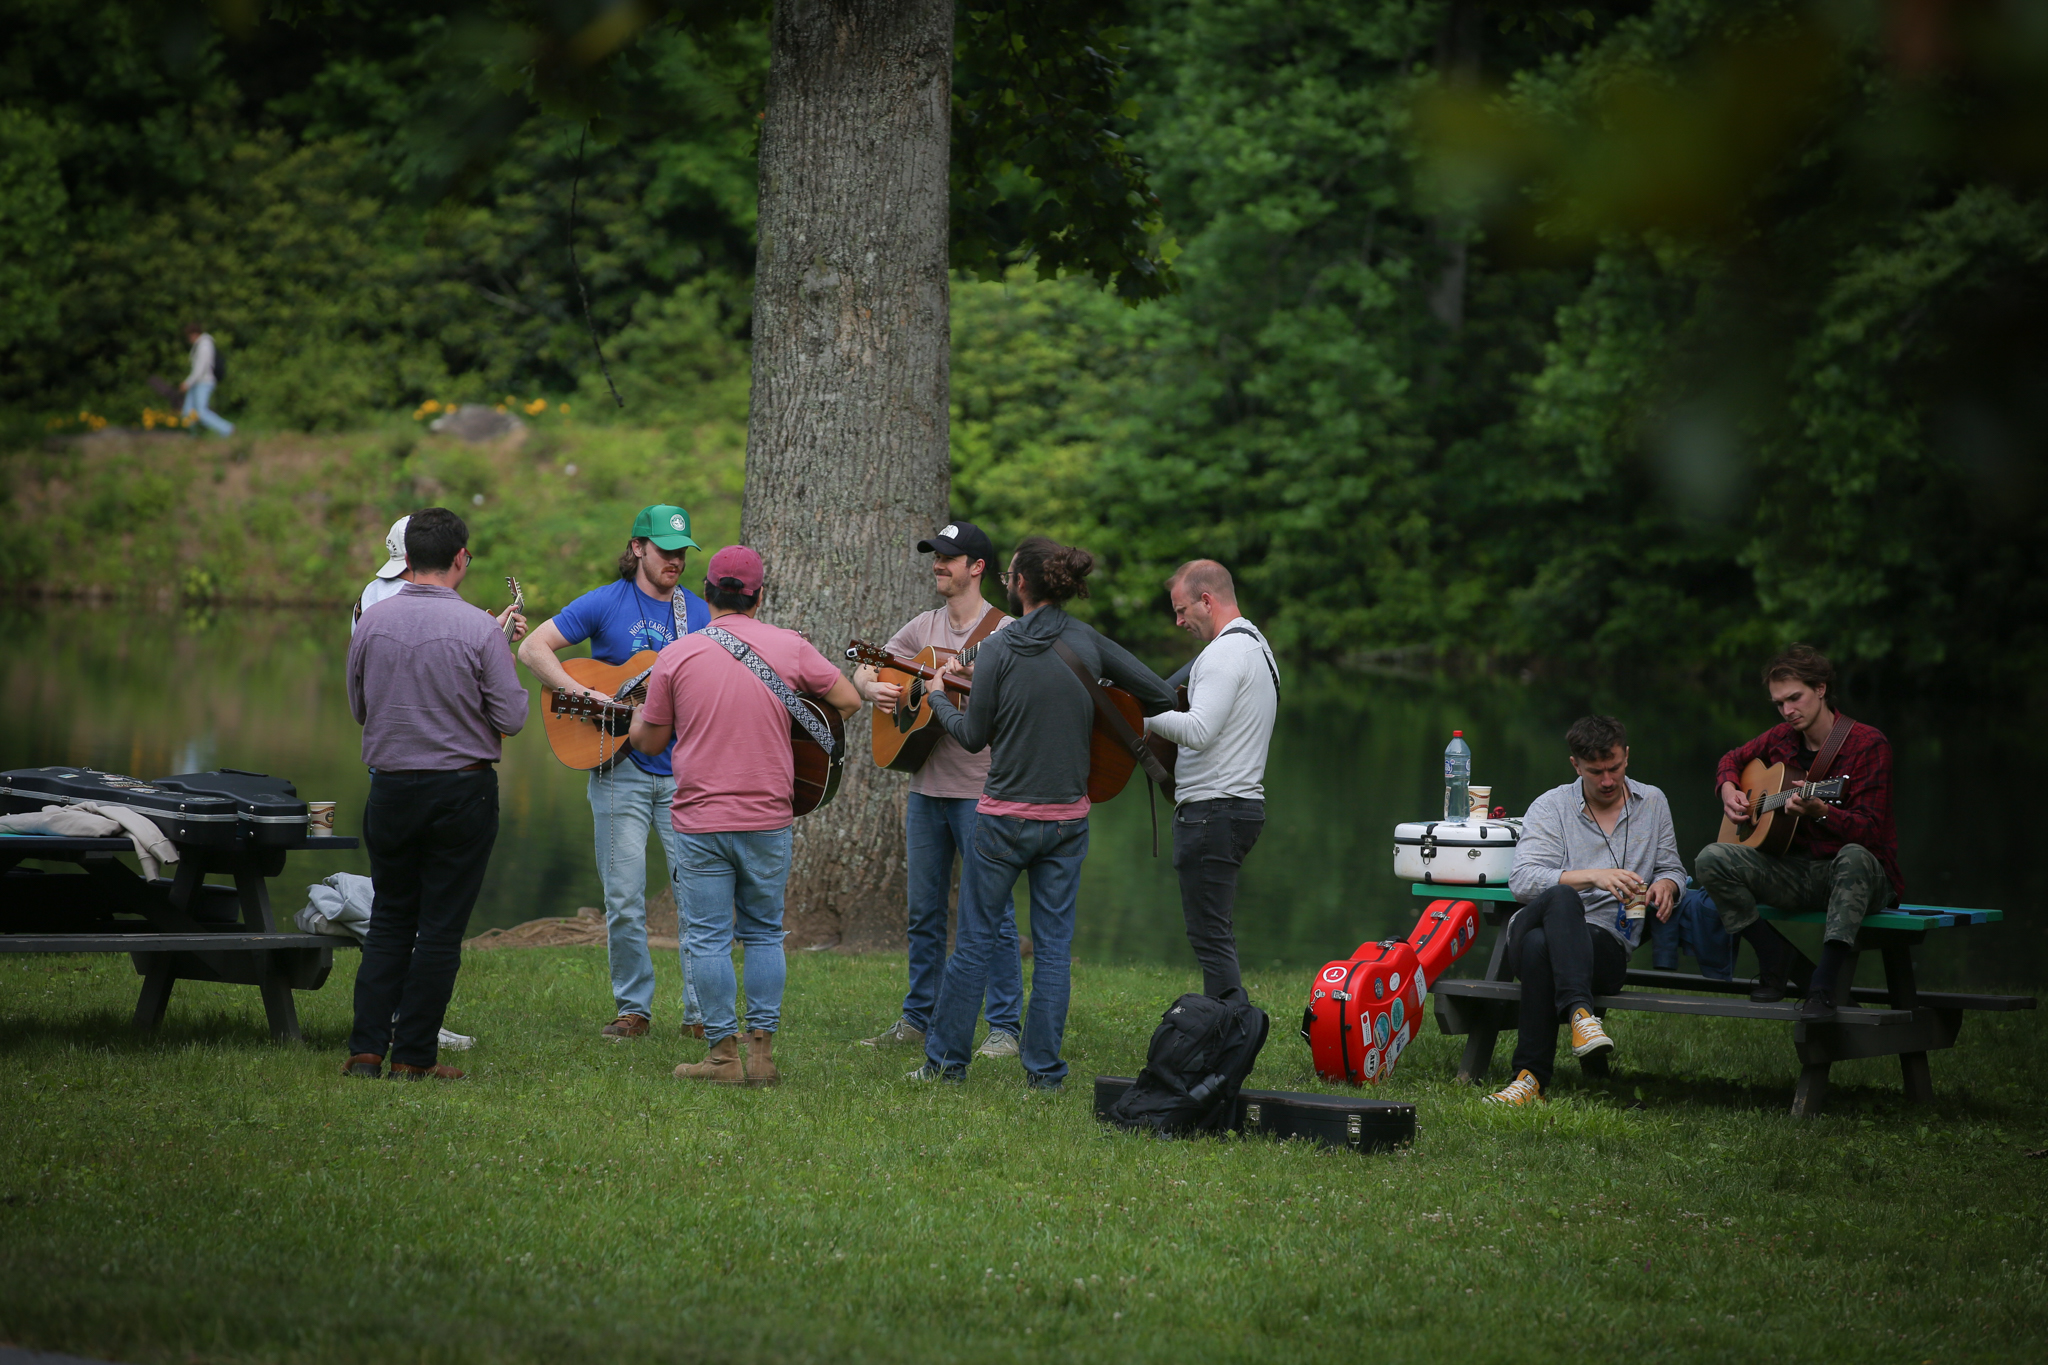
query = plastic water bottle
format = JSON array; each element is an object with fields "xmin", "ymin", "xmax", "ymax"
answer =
[{"xmin": 1443, "ymin": 731, "xmax": 1472, "ymax": 824}]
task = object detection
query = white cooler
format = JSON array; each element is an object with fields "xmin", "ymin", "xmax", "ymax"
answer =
[{"xmin": 1393, "ymin": 819, "xmax": 1520, "ymax": 887}]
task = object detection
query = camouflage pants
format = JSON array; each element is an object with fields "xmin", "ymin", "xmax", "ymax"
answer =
[{"xmin": 1693, "ymin": 841, "xmax": 1889, "ymax": 947}]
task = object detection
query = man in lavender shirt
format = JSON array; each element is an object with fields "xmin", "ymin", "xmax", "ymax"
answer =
[{"xmin": 341, "ymin": 507, "xmax": 528, "ymax": 1080}]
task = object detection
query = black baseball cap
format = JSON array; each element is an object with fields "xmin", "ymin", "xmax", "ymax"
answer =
[{"xmin": 917, "ymin": 520, "xmax": 997, "ymax": 572}]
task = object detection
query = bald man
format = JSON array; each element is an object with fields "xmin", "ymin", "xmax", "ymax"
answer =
[{"xmin": 1144, "ymin": 560, "xmax": 1281, "ymax": 997}]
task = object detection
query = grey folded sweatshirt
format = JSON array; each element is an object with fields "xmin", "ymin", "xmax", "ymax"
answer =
[{"xmin": 927, "ymin": 605, "xmax": 1174, "ymax": 805}]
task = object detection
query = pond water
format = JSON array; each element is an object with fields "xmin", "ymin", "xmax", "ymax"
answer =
[{"xmin": 3, "ymin": 605, "xmax": 2039, "ymax": 993}]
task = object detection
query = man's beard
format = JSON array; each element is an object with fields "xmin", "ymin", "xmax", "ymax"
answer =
[{"xmin": 1006, "ymin": 584, "xmax": 1025, "ymax": 616}]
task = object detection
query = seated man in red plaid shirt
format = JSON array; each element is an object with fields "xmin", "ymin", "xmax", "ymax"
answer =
[{"xmin": 1695, "ymin": 644, "xmax": 1902, "ymax": 1020}]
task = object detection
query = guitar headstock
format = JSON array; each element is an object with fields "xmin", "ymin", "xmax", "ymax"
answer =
[
  {"xmin": 505, "ymin": 576, "xmax": 525, "ymax": 610},
  {"xmin": 1802, "ymin": 777, "xmax": 1847, "ymax": 803},
  {"xmin": 846, "ymin": 640, "xmax": 894, "ymax": 670}
]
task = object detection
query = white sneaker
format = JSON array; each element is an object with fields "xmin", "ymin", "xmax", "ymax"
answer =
[
  {"xmin": 975, "ymin": 1028, "xmax": 1020, "ymax": 1059},
  {"xmin": 859, "ymin": 1018, "xmax": 926, "ymax": 1048},
  {"xmin": 437, "ymin": 1027, "xmax": 475, "ymax": 1051}
]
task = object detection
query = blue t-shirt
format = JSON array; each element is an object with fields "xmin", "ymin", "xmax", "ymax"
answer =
[{"xmin": 552, "ymin": 578, "xmax": 711, "ymax": 777}]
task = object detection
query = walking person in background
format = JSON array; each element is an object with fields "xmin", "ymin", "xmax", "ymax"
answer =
[
  {"xmin": 849, "ymin": 520, "xmax": 1022, "ymax": 1058},
  {"xmin": 179, "ymin": 323, "xmax": 234, "ymax": 436},
  {"xmin": 1144, "ymin": 560, "xmax": 1280, "ymax": 999},
  {"xmin": 628, "ymin": 546, "xmax": 861, "ymax": 1086},
  {"xmin": 518, "ymin": 506, "xmax": 710, "ymax": 1041},
  {"xmin": 911, "ymin": 537, "xmax": 1176, "ymax": 1091},
  {"xmin": 341, "ymin": 508, "xmax": 527, "ymax": 1080}
]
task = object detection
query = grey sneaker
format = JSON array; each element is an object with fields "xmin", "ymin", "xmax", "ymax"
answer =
[
  {"xmin": 860, "ymin": 1018, "xmax": 926, "ymax": 1048},
  {"xmin": 905, "ymin": 1062, "xmax": 963, "ymax": 1085},
  {"xmin": 975, "ymin": 1028, "xmax": 1021, "ymax": 1059}
]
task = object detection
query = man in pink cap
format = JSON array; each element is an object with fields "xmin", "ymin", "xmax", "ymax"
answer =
[{"xmin": 629, "ymin": 545, "xmax": 861, "ymax": 1085}]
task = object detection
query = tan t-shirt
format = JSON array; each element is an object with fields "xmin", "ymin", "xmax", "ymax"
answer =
[{"xmin": 882, "ymin": 603, "xmax": 1010, "ymax": 799}]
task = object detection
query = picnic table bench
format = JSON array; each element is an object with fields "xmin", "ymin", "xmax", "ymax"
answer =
[
  {"xmin": 1, "ymin": 832, "xmax": 360, "ymax": 1042},
  {"xmin": 1423, "ymin": 883, "xmax": 2034, "ymax": 1116}
]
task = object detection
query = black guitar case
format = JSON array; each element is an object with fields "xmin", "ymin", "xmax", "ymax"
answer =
[
  {"xmin": 1092, "ymin": 1075, "xmax": 1415, "ymax": 1153},
  {"xmin": 0, "ymin": 767, "xmax": 239, "ymax": 848},
  {"xmin": 153, "ymin": 770, "xmax": 309, "ymax": 849}
]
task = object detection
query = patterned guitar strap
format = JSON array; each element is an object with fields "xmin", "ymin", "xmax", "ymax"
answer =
[{"xmin": 701, "ymin": 626, "xmax": 838, "ymax": 755}]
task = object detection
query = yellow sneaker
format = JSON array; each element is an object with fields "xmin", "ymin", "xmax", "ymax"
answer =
[
  {"xmin": 1484, "ymin": 1069, "xmax": 1544, "ymax": 1106},
  {"xmin": 1570, "ymin": 1006, "xmax": 1614, "ymax": 1057}
]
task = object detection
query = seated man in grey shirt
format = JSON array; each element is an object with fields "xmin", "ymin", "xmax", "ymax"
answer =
[
  {"xmin": 1486, "ymin": 714, "xmax": 1687, "ymax": 1107},
  {"xmin": 341, "ymin": 507, "xmax": 528, "ymax": 1081}
]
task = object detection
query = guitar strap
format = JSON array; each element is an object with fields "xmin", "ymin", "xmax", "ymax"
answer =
[
  {"xmin": 702, "ymin": 626, "xmax": 839, "ymax": 755},
  {"xmin": 1804, "ymin": 714, "xmax": 1855, "ymax": 783},
  {"xmin": 961, "ymin": 604, "xmax": 1004, "ymax": 654},
  {"xmin": 1051, "ymin": 639, "xmax": 1171, "ymax": 786},
  {"xmin": 1052, "ymin": 637, "xmax": 1171, "ymax": 858}
]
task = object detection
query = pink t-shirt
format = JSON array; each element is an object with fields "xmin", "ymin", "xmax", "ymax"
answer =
[
  {"xmin": 882, "ymin": 603, "xmax": 1011, "ymax": 799},
  {"xmin": 640, "ymin": 613, "xmax": 845, "ymax": 833}
]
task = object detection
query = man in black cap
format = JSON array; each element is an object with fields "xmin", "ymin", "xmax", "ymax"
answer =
[{"xmin": 849, "ymin": 521, "xmax": 1023, "ymax": 1057}]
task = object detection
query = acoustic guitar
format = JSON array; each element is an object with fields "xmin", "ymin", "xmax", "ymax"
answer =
[
  {"xmin": 543, "ymin": 650, "xmax": 660, "ymax": 772},
  {"xmin": 847, "ymin": 640, "xmax": 980, "ymax": 772},
  {"xmin": 546, "ymin": 652, "xmax": 845, "ymax": 816},
  {"xmin": 1716, "ymin": 759, "xmax": 1847, "ymax": 855},
  {"xmin": 845, "ymin": 640, "xmax": 1152, "ymax": 803},
  {"xmin": 1143, "ymin": 684, "xmax": 1190, "ymax": 805}
]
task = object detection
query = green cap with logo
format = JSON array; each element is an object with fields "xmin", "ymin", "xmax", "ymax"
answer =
[{"xmin": 632, "ymin": 504, "xmax": 700, "ymax": 551}]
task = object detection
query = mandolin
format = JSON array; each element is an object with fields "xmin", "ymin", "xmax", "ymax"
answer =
[
  {"xmin": 1716, "ymin": 759, "xmax": 1847, "ymax": 855},
  {"xmin": 845, "ymin": 639, "xmax": 1153, "ymax": 803}
]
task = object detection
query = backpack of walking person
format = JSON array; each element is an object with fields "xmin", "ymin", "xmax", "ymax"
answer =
[{"xmin": 1104, "ymin": 988, "xmax": 1269, "ymax": 1136}]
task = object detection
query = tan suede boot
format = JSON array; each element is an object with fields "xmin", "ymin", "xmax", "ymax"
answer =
[
  {"xmin": 673, "ymin": 1035, "xmax": 743, "ymax": 1084},
  {"xmin": 743, "ymin": 1028, "xmax": 780, "ymax": 1087}
]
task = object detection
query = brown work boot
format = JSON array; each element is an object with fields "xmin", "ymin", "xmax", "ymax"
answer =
[
  {"xmin": 601, "ymin": 1013, "xmax": 651, "ymax": 1040},
  {"xmin": 743, "ymin": 1028, "xmax": 780, "ymax": 1087},
  {"xmin": 673, "ymin": 1035, "xmax": 743, "ymax": 1084},
  {"xmin": 388, "ymin": 1061, "xmax": 465, "ymax": 1080},
  {"xmin": 341, "ymin": 1053, "xmax": 383, "ymax": 1079}
]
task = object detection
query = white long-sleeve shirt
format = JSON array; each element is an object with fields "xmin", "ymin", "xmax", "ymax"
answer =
[
  {"xmin": 1508, "ymin": 777, "xmax": 1689, "ymax": 949},
  {"xmin": 1145, "ymin": 618, "xmax": 1279, "ymax": 805},
  {"xmin": 185, "ymin": 333, "xmax": 217, "ymax": 387}
]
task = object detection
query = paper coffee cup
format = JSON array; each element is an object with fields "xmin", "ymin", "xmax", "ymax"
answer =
[
  {"xmin": 307, "ymin": 801, "xmax": 336, "ymax": 833},
  {"xmin": 1468, "ymin": 786, "xmax": 1492, "ymax": 819}
]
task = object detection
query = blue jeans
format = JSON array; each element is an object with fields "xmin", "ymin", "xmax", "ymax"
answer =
[
  {"xmin": 1651, "ymin": 887, "xmax": 1737, "ymax": 980},
  {"xmin": 927, "ymin": 814, "xmax": 1088, "ymax": 1085},
  {"xmin": 588, "ymin": 763, "xmax": 697, "ymax": 1024},
  {"xmin": 181, "ymin": 379, "xmax": 234, "ymax": 436},
  {"xmin": 674, "ymin": 827, "xmax": 793, "ymax": 1044},
  {"xmin": 904, "ymin": 793, "xmax": 1022, "ymax": 1035}
]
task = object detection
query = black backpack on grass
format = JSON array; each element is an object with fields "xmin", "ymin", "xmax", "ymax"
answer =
[{"xmin": 1105, "ymin": 988, "xmax": 1270, "ymax": 1136}]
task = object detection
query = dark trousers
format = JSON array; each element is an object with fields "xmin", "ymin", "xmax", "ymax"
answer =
[
  {"xmin": 1509, "ymin": 884, "xmax": 1630, "ymax": 1088},
  {"xmin": 1171, "ymin": 797, "xmax": 1265, "ymax": 996},
  {"xmin": 349, "ymin": 769, "xmax": 499, "ymax": 1066}
]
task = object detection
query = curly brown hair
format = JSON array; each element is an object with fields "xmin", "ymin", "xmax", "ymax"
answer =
[{"xmin": 1010, "ymin": 536, "xmax": 1094, "ymax": 605}]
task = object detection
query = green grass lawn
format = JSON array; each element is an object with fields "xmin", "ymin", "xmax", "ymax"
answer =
[{"xmin": 3, "ymin": 947, "xmax": 2045, "ymax": 1364}]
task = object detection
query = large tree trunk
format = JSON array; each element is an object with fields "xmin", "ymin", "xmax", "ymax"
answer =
[{"xmin": 742, "ymin": 0, "xmax": 955, "ymax": 949}]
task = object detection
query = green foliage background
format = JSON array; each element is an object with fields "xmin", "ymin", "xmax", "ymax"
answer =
[{"xmin": 3, "ymin": 0, "xmax": 2044, "ymax": 690}]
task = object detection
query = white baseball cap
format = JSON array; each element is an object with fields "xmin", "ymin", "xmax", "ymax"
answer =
[{"xmin": 375, "ymin": 515, "xmax": 411, "ymax": 579}]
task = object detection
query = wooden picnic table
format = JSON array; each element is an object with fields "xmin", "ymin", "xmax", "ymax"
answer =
[
  {"xmin": 1, "ymin": 832, "xmax": 361, "ymax": 1042},
  {"xmin": 1422, "ymin": 883, "xmax": 2034, "ymax": 1116}
]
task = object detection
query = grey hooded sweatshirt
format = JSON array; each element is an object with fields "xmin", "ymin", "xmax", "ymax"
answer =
[{"xmin": 926, "ymin": 604, "xmax": 1175, "ymax": 806}]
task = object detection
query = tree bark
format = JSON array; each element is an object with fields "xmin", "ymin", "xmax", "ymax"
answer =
[{"xmin": 743, "ymin": 0, "xmax": 955, "ymax": 949}]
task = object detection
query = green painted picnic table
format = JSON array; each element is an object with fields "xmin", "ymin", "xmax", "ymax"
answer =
[{"xmin": 1418, "ymin": 883, "xmax": 2034, "ymax": 1116}]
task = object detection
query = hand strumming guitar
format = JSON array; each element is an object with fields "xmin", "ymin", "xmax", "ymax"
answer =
[
  {"xmin": 1718, "ymin": 780, "xmax": 1751, "ymax": 825},
  {"xmin": 859, "ymin": 676, "xmax": 905, "ymax": 714}
]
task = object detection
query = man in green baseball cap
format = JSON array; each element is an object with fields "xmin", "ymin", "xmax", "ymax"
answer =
[
  {"xmin": 518, "ymin": 504, "xmax": 712, "ymax": 1041},
  {"xmin": 633, "ymin": 504, "xmax": 701, "ymax": 552}
]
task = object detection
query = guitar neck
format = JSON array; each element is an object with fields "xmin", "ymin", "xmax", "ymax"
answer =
[{"xmin": 863, "ymin": 653, "xmax": 971, "ymax": 692}]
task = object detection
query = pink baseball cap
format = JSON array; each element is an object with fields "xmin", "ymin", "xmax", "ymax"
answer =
[{"xmin": 706, "ymin": 544, "xmax": 764, "ymax": 595}]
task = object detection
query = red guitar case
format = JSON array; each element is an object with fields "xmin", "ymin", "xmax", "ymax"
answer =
[{"xmin": 1301, "ymin": 899, "xmax": 1480, "ymax": 1087}]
